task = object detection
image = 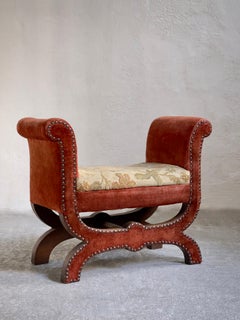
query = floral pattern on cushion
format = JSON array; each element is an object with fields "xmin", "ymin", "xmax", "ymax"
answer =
[{"xmin": 77, "ymin": 162, "xmax": 190, "ymax": 192}]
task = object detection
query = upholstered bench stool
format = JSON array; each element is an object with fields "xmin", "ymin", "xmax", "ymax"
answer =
[{"xmin": 17, "ymin": 116, "xmax": 212, "ymax": 283}]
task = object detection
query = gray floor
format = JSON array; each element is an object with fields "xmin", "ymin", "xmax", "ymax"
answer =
[{"xmin": 1, "ymin": 207, "xmax": 240, "ymax": 320}]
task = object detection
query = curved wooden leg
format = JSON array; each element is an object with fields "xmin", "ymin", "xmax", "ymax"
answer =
[
  {"xmin": 32, "ymin": 228, "xmax": 73, "ymax": 265},
  {"xmin": 31, "ymin": 203, "xmax": 73, "ymax": 265},
  {"xmin": 31, "ymin": 203, "xmax": 62, "ymax": 229}
]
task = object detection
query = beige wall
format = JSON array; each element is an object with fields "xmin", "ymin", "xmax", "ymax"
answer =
[{"xmin": 0, "ymin": 0, "xmax": 239, "ymax": 211}]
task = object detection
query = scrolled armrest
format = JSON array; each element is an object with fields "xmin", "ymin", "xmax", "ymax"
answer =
[
  {"xmin": 17, "ymin": 117, "xmax": 78, "ymax": 213},
  {"xmin": 17, "ymin": 117, "xmax": 52, "ymax": 140},
  {"xmin": 146, "ymin": 116, "xmax": 212, "ymax": 170},
  {"xmin": 17, "ymin": 117, "xmax": 73, "ymax": 141}
]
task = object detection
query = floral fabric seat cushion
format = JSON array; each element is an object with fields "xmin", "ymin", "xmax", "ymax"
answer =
[{"xmin": 77, "ymin": 162, "xmax": 190, "ymax": 192}]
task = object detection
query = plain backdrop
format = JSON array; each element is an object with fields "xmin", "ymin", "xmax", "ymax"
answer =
[{"xmin": 0, "ymin": 0, "xmax": 239, "ymax": 212}]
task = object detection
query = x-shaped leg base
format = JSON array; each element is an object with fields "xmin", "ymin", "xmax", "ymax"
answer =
[{"xmin": 31, "ymin": 204, "xmax": 201, "ymax": 283}]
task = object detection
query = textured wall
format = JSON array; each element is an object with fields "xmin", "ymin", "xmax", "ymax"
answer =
[{"xmin": 0, "ymin": 0, "xmax": 240, "ymax": 211}]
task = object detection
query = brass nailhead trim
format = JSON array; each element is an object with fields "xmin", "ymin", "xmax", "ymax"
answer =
[
  {"xmin": 47, "ymin": 119, "xmax": 208, "ymax": 281},
  {"xmin": 46, "ymin": 120, "xmax": 78, "ymax": 214}
]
